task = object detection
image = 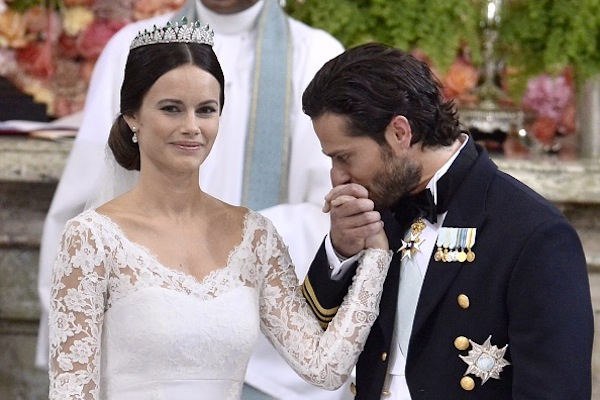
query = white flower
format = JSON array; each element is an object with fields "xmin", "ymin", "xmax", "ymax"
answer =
[{"xmin": 62, "ymin": 6, "xmax": 95, "ymax": 37}]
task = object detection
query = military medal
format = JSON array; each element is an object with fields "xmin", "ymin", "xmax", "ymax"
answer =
[
  {"xmin": 457, "ymin": 228, "xmax": 468, "ymax": 262},
  {"xmin": 434, "ymin": 228, "xmax": 446, "ymax": 262},
  {"xmin": 398, "ymin": 218, "xmax": 426, "ymax": 260},
  {"xmin": 459, "ymin": 335, "xmax": 510, "ymax": 385},
  {"xmin": 466, "ymin": 227, "xmax": 477, "ymax": 262},
  {"xmin": 441, "ymin": 227, "xmax": 451, "ymax": 261},
  {"xmin": 436, "ymin": 227, "xmax": 477, "ymax": 263},
  {"xmin": 448, "ymin": 227, "xmax": 459, "ymax": 262}
]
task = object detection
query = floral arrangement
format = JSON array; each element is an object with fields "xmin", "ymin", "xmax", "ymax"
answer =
[
  {"xmin": 1, "ymin": 0, "xmax": 595, "ymax": 149},
  {"xmin": 521, "ymin": 68, "xmax": 576, "ymax": 147},
  {"xmin": 0, "ymin": 0, "xmax": 184, "ymax": 118},
  {"xmin": 285, "ymin": 0, "xmax": 598, "ymax": 149}
]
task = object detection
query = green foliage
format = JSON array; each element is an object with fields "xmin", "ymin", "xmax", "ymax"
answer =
[
  {"xmin": 6, "ymin": 0, "xmax": 43, "ymax": 13},
  {"xmin": 286, "ymin": 0, "xmax": 600, "ymax": 101},
  {"xmin": 285, "ymin": 0, "xmax": 482, "ymax": 75},
  {"xmin": 499, "ymin": 0, "xmax": 600, "ymax": 99}
]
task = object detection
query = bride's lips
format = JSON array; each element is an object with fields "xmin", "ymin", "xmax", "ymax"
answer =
[{"xmin": 171, "ymin": 141, "xmax": 202, "ymax": 151}]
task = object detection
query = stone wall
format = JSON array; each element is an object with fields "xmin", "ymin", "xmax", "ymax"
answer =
[
  {"xmin": 0, "ymin": 182, "xmax": 56, "ymax": 399},
  {"xmin": 0, "ymin": 138, "xmax": 71, "ymax": 400},
  {"xmin": 1, "ymin": 137, "xmax": 599, "ymax": 399}
]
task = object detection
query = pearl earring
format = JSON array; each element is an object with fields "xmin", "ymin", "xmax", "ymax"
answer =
[{"xmin": 130, "ymin": 126, "xmax": 138, "ymax": 143}]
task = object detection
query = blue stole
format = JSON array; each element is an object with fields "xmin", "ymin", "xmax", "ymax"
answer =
[{"xmin": 173, "ymin": 0, "xmax": 292, "ymax": 210}]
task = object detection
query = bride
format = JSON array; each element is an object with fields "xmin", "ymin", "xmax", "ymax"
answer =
[{"xmin": 48, "ymin": 19, "xmax": 391, "ymax": 400}]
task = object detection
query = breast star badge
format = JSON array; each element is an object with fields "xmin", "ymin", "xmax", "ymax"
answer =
[
  {"xmin": 459, "ymin": 335, "xmax": 510, "ymax": 385},
  {"xmin": 397, "ymin": 218, "xmax": 426, "ymax": 260}
]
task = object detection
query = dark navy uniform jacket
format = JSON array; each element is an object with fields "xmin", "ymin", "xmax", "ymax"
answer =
[{"xmin": 303, "ymin": 140, "xmax": 593, "ymax": 399}]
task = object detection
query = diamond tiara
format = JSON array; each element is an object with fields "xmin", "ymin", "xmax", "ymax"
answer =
[{"xmin": 129, "ymin": 17, "xmax": 214, "ymax": 50}]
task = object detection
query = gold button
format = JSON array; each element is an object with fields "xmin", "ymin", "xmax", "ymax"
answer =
[
  {"xmin": 457, "ymin": 294, "xmax": 470, "ymax": 309},
  {"xmin": 381, "ymin": 352, "xmax": 388, "ymax": 361},
  {"xmin": 454, "ymin": 336, "xmax": 470, "ymax": 351},
  {"xmin": 382, "ymin": 390, "xmax": 391, "ymax": 396},
  {"xmin": 460, "ymin": 376, "xmax": 475, "ymax": 391},
  {"xmin": 350, "ymin": 382, "xmax": 357, "ymax": 396}
]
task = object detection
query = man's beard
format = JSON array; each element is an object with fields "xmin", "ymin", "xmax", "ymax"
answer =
[{"xmin": 368, "ymin": 146, "xmax": 422, "ymax": 210}]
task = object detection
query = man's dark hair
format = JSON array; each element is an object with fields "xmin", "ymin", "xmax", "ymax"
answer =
[{"xmin": 302, "ymin": 43, "xmax": 461, "ymax": 147}]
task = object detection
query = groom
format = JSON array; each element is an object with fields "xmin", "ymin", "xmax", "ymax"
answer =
[
  {"xmin": 301, "ymin": 43, "xmax": 593, "ymax": 399},
  {"xmin": 37, "ymin": 1, "xmax": 346, "ymax": 400}
]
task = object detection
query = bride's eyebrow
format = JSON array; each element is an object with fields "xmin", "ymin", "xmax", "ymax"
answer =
[{"xmin": 156, "ymin": 99, "xmax": 184, "ymax": 105}]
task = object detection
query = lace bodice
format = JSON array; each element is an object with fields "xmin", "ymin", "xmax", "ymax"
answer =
[{"xmin": 49, "ymin": 209, "xmax": 392, "ymax": 399}]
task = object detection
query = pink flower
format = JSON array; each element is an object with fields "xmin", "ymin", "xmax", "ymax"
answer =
[
  {"xmin": 16, "ymin": 42, "xmax": 54, "ymax": 78},
  {"xmin": 76, "ymin": 19, "xmax": 128, "ymax": 60},
  {"xmin": 522, "ymin": 69, "xmax": 577, "ymax": 138},
  {"xmin": 522, "ymin": 73, "xmax": 573, "ymax": 121},
  {"xmin": 57, "ymin": 34, "xmax": 79, "ymax": 59}
]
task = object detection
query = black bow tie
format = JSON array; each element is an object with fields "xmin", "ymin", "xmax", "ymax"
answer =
[{"xmin": 391, "ymin": 189, "xmax": 439, "ymax": 226}]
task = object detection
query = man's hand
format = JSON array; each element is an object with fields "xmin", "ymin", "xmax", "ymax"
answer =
[{"xmin": 323, "ymin": 183, "xmax": 388, "ymax": 256}]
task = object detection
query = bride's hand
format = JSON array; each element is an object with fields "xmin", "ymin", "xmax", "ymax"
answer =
[
  {"xmin": 364, "ymin": 224, "xmax": 389, "ymax": 251},
  {"xmin": 326, "ymin": 187, "xmax": 389, "ymax": 252}
]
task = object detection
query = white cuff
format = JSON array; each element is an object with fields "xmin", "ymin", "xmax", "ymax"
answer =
[{"xmin": 324, "ymin": 235, "xmax": 363, "ymax": 281}]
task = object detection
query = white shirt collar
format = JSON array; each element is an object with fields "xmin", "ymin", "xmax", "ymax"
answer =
[
  {"xmin": 427, "ymin": 133, "xmax": 470, "ymax": 205},
  {"xmin": 196, "ymin": 0, "xmax": 264, "ymax": 35}
]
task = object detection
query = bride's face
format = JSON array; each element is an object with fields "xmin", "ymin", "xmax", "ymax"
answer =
[{"xmin": 124, "ymin": 64, "xmax": 221, "ymax": 174}]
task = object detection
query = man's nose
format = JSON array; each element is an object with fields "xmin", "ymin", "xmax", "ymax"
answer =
[{"xmin": 330, "ymin": 166, "xmax": 350, "ymax": 187}]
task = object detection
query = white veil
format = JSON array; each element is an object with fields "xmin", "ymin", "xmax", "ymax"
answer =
[{"xmin": 85, "ymin": 144, "xmax": 139, "ymax": 210}]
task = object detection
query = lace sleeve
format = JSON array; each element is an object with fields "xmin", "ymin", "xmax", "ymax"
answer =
[
  {"xmin": 255, "ymin": 215, "xmax": 392, "ymax": 390},
  {"xmin": 48, "ymin": 217, "xmax": 108, "ymax": 400}
]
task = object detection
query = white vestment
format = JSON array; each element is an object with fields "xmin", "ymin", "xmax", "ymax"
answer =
[{"xmin": 37, "ymin": 2, "xmax": 349, "ymax": 399}]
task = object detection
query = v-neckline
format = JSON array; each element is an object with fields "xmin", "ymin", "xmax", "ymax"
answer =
[{"xmin": 90, "ymin": 209, "xmax": 251, "ymax": 288}]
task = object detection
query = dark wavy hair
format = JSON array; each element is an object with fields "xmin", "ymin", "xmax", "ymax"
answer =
[
  {"xmin": 109, "ymin": 42, "xmax": 225, "ymax": 171},
  {"xmin": 302, "ymin": 43, "xmax": 461, "ymax": 148}
]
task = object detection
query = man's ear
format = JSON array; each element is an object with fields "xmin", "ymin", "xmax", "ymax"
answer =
[{"xmin": 384, "ymin": 115, "xmax": 412, "ymax": 153}]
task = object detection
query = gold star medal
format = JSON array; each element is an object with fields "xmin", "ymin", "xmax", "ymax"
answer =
[
  {"xmin": 459, "ymin": 335, "xmax": 510, "ymax": 385},
  {"xmin": 397, "ymin": 218, "xmax": 426, "ymax": 260}
]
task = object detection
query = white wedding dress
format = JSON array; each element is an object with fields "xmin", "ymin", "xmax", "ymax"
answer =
[{"xmin": 49, "ymin": 209, "xmax": 391, "ymax": 400}]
